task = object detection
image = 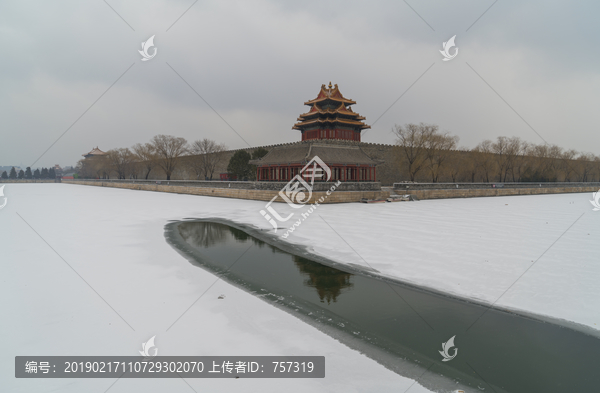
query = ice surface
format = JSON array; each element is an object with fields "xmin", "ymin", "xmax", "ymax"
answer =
[
  {"xmin": 1, "ymin": 184, "xmax": 433, "ymax": 392},
  {"xmin": 3, "ymin": 183, "xmax": 599, "ymax": 391}
]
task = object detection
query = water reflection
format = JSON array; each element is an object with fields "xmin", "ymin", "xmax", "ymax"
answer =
[
  {"xmin": 179, "ymin": 221, "xmax": 274, "ymax": 250},
  {"xmin": 168, "ymin": 220, "xmax": 600, "ymax": 393},
  {"xmin": 177, "ymin": 221, "xmax": 228, "ymax": 248},
  {"xmin": 293, "ymin": 256, "xmax": 353, "ymax": 304},
  {"xmin": 178, "ymin": 221, "xmax": 354, "ymax": 303}
]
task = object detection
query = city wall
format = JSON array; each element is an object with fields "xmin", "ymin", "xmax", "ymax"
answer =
[{"xmin": 138, "ymin": 140, "xmax": 403, "ymax": 185}]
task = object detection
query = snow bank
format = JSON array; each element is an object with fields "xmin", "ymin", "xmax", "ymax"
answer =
[
  {"xmin": 1, "ymin": 184, "xmax": 433, "ymax": 393},
  {"xmin": 3, "ymin": 183, "xmax": 598, "ymax": 391},
  {"xmin": 264, "ymin": 188, "xmax": 600, "ymax": 333}
]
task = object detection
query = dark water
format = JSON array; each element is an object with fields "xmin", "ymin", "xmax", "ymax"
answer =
[{"xmin": 165, "ymin": 220, "xmax": 600, "ymax": 393}]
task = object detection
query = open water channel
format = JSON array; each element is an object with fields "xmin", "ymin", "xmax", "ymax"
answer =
[{"xmin": 165, "ymin": 219, "xmax": 599, "ymax": 393}]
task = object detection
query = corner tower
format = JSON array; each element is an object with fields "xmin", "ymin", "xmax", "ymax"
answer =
[{"xmin": 293, "ymin": 82, "xmax": 370, "ymax": 142}]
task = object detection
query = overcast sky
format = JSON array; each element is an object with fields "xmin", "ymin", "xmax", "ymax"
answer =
[{"xmin": 1, "ymin": 0, "xmax": 599, "ymax": 168}]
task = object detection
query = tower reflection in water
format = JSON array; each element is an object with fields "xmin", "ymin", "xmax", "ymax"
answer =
[
  {"xmin": 293, "ymin": 256, "xmax": 353, "ymax": 304},
  {"xmin": 177, "ymin": 221, "xmax": 353, "ymax": 303},
  {"xmin": 171, "ymin": 220, "xmax": 600, "ymax": 393}
]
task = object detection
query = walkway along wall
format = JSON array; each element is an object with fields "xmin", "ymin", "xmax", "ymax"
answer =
[
  {"xmin": 63, "ymin": 179, "xmax": 389, "ymax": 204},
  {"xmin": 0, "ymin": 179, "xmax": 57, "ymax": 184},
  {"xmin": 62, "ymin": 179, "xmax": 598, "ymax": 203},
  {"xmin": 393, "ymin": 182, "xmax": 600, "ymax": 200}
]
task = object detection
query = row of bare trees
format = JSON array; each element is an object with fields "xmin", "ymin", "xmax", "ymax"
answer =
[
  {"xmin": 76, "ymin": 126, "xmax": 598, "ymax": 183},
  {"xmin": 77, "ymin": 135, "xmax": 227, "ymax": 180},
  {"xmin": 393, "ymin": 123, "xmax": 600, "ymax": 183}
]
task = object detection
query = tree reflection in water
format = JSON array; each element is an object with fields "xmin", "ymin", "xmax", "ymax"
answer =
[
  {"xmin": 178, "ymin": 222, "xmax": 228, "ymax": 248},
  {"xmin": 178, "ymin": 222, "xmax": 264, "ymax": 248},
  {"xmin": 177, "ymin": 221, "xmax": 353, "ymax": 304},
  {"xmin": 293, "ymin": 256, "xmax": 354, "ymax": 304},
  {"xmin": 169, "ymin": 220, "xmax": 600, "ymax": 393}
]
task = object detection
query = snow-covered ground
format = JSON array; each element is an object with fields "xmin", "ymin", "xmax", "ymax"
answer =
[
  {"xmin": 2, "ymin": 183, "xmax": 598, "ymax": 391},
  {"xmin": 1, "ymin": 184, "xmax": 431, "ymax": 393},
  {"xmin": 281, "ymin": 188, "xmax": 600, "ymax": 334}
]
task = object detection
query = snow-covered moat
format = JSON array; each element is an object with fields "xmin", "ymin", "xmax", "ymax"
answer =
[
  {"xmin": 4, "ymin": 184, "xmax": 598, "ymax": 392},
  {"xmin": 167, "ymin": 220, "xmax": 600, "ymax": 393}
]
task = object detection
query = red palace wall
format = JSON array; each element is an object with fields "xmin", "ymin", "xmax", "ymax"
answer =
[
  {"xmin": 257, "ymin": 164, "xmax": 376, "ymax": 182},
  {"xmin": 302, "ymin": 129, "xmax": 361, "ymax": 141}
]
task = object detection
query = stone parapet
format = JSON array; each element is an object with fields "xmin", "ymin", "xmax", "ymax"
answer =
[
  {"xmin": 393, "ymin": 182, "xmax": 600, "ymax": 191},
  {"xmin": 68, "ymin": 179, "xmax": 381, "ymax": 191},
  {"xmin": 0, "ymin": 180, "xmax": 56, "ymax": 184},
  {"xmin": 63, "ymin": 180, "xmax": 390, "ymax": 204},
  {"xmin": 400, "ymin": 186, "xmax": 598, "ymax": 200}
]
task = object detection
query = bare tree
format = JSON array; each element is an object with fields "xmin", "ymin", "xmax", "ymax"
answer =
[
  {"xmin": 560, "ymin": 149, "xmax": 578, "ymax": 182},
  {"xmin": 424, "ymin": 132, "xmax": 459, "ymax": 182},
  {"xmin": 107, "ymin": 148, "xmax": 136, "ymax": 179},
  {"xmin": 188, "ymin": 138, "xmax": 228, "ymax": 180},
  {"xmin": 76, "ymin": 159, "xmax": 92, "ymax": 178},
  {"xmin": 491, "ymin": 136, "xmax": 526, "ymax": 182},
  {"xmin": 472, "ymin": 140, "xmax": 495, "ymax": 182},
  {"xmin": 527, "ymin": 144, "xmax": 546, "ymax": 180},
  {"xmin": 508, "ymin": 139, "xmax": 529, "ymax": 182},
  {"xmin": 593, "ymin": 155, "xmax": 600, "ymax": 182},
  {"xmin": 393, "ymin": 123, "xmax": 437, "ymax": 181},
  {"xmin": 132, "ymin": 143, "xmax": 158, "ymax": 179},
  {"xmin": 527, "ymin": 144, "xmax": 557, "ymax": 181},
  {"xmin": 77, "ymin": 156, "xmax": 110, "ymax": 179},
  {"xmin": 574, "ymin": 153, "xmax": 595, "ymax": 182},
  {"xmin": 150, "ymin": 135, "xmax": 189, "ymax": 180},
  {"xmin": 491, "ymin": 137, "xmax": 509, "ymax": 181},
  {"xmin": 445, "ymin": 150, "xmax": 469, "ymax": 182},
  {"xmin": 547, "ymin": 144, "xmax": 564, "ymax": 181},
  {"xmin": 490, "ymin": 136, "xmax": 518, "ymax": 181}
]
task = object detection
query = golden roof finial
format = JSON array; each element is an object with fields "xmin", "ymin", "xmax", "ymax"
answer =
[{"xmin": 328, "ymin": 81, "xmax": 332, "ymax": 89}]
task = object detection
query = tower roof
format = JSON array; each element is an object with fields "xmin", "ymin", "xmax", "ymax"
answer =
[
  {"xmin": 293, "ymin": 83, "xmax": 370, "ymax": 137},
  {"xmin": 304, "ymin": 82, "xmax": 357, "ymax": 106},
  {"xmin": 83, "ymin": 147, "xmax": 107, "ymax": 157},
  {"xmin": 292, "ymin": 117, "xmax": 371, "ymax": 130}
]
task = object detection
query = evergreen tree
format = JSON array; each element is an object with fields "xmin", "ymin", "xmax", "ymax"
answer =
[
  {"xmin": 227, "ymin": 150, "xmax": 252, "ymax": 180},
  {"xmin": 41, "ymin": 168, "xmax": 49, "ymax": 179},
  {"xmin": 252, "ymin": 147, "xmax": 269, "ymax": 160},
  {"xmin": 1, "ymin": 171, "xmax": 7, "ymax": 179},
  {"xmin": 25, "ymin": 167, "xmax": 32, "ymax": 179},
  {"xmin": 18, "ymin": 170, "xmax": 24, "ymax": 179},
  {"xmin": 33, "ymin": 169, "xmax": 40, "ymax": 179},
  {"xmin": 9, "ymin": 167, "xmax": 17, "ymax": 179},
  {"xmin": 49, "ymin": 168, "xmax": 56, "ymax": 179},
  {"xmin": 250, "ymin": 148, "xmax": 269, "ymax": 181}
]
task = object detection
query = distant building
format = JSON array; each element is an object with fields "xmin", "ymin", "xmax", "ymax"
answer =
[
  {"xmin": 219, "ymin": 173, "xmax": 237, "ymax": 181},
  {"xmin": 53, "ymin": 164, "xmax": 63, "ymax": 176},
  {"xmin": 250, "ymin": 83, "xmax": 382, "ymax": 182},
  {"xmin": 83, "ymin": 147, "xmax": 108, "ymax": 159},
  {"xmin": 0, "ymin": 166, "xmax": 22, "ymax": 173}
]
